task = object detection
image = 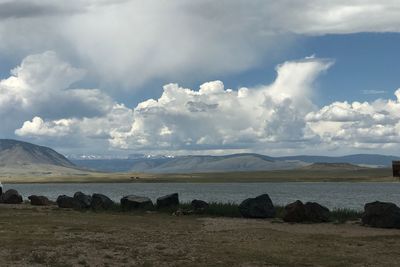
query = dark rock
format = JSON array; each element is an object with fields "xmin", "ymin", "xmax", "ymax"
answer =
[
  {"xmin": 73, "ymin": 191, "xmax": 92, "ymax": 209},
  {"xmin": 91, "ymin": 193, "xmax": 114, "ymax": 210},
  {"xmin": 173, "ymin": 209, "xmax": 194, "ymax": 216},
  {"xmin": 362, "ymin": 201, "xmax": 400, "ymax": 229},
  {"xmin": 239, "ymin": 194, "xmax": 276, "ymax": 218},
  {"xmin": 28, "ymin": 195, "xmax": 52, "ymax": 206},
  {"xmin": 157, "ymin": 193, "xmax": 179, "ymax": 208},
  {"xmin": 283, "ymin": 200, "xmax": 307, "ymax": 222},
  {"xmin": 0, "ymin": 189, "xmax": 23, "ymax": 204},
  {"xmin": 191, "ymin": 199, "xmax": 209, "ymax": 211},
  {"xmin": 56, "ymin": 195, "xmax": 79, "ymax": 209},
  {"xmin": 120, "ymin": 195, "xmax": 154, "ymax": 210},
  {"xmin": 304, "ymin": 202, "xmax": 330, "ymax": 222}
]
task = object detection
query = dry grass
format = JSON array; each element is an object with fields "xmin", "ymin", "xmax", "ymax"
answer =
[
  {"xmin": 1, "ymin": 204, "xmax": 400, "ymax": 266},
  {"xmin": 0, "ymin": 167, "xmax": 395, "ymax": 183}
]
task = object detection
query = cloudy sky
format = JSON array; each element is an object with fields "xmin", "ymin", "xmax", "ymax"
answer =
[{"xmin": 1, "ymin": 0, "xmax": 400, "ymax": 156}]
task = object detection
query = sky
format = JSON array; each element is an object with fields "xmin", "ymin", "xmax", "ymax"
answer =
[{"xmin": 1, "ymin": 0, "xmax": 400, "ymax": 156}]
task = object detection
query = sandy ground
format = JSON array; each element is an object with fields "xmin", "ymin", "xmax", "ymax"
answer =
[{"xmin": 0, "ymin": 204, "xmax": 400, "ymax": 266}]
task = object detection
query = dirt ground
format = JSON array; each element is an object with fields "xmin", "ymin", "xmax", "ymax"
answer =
[{"xmin": 1, "ymin": 204, "xmax": 400, "ymax": 267}]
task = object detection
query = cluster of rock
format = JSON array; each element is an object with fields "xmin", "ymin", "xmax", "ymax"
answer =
[
  {"xmin": 3, "ymin": 188, "xmax": 400, "ymax": 229},
  {"xmin": 237, "ymin": 195, "xmax": 330, "ymax": 223},
  {"xmin": 56, "ymin": 192, "xmax": 114, "ymax": 210},
  {"xmin": 0, "ymin": 189, "xmax": 23, "ymax": 204},
  {"xmin": 283, "ymin": 200, "xmax": 330, "ymax": 223}
]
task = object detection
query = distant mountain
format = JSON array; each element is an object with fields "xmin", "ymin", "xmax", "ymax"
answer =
[
  {"xmin": 276, "ymin": 154, "xmax": 400, "ymax": 167},
  {"xmin": 0, "ymin": 139, "xmax": 74, "ymax": 168},
  {"xmin": 128, "ymin": 153, "xmax": 308, "ymax": 173},
  {"xmin": 70, "ymin": 152, "xmax": 399, "ymax": 173},
  {"xmin": 72, "ymin": 159, "xmax": 140, "ymax": 172}
]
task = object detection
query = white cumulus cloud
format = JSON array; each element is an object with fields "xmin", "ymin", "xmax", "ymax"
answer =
[
  {"xmin": 307, "ymin": 89, "xmax": 400, "ymax": 149},
  {"xmin": 7, "ymin": 51, "xmax": 400, "ymax": 155},
  {"xmin": 108, "ymin": 58, "xmax": 332, "ymax": 151}
]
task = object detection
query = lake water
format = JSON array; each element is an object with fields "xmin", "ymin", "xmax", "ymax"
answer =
[{"xmin": 6, "ymin": 182, "xmax": 400, "ymax": 210}]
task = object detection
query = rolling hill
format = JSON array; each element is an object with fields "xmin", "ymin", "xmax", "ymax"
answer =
[
  {"xmin": 72, "ymin": 153, "xmax": 400, "ymax": 173},
  {"xmin": 0, "ymin": 139, "xmax": 74, "ymax": 167},
  {"xmin": 0, "ymin": 139, "xmax": 89, "ymax": 177},
  {"xmin": 128, "ymin": 153, "xmax": 308, "ymax": 173}
]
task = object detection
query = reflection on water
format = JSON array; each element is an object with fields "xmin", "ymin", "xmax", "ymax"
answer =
[{"xmin": 7, "ymin": 182, "xmax": 400, "ymax": 210}]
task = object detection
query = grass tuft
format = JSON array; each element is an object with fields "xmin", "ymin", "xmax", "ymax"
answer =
[{"xmin": 330, "ymin": 208, "xmax": 363, "ymax": 223}]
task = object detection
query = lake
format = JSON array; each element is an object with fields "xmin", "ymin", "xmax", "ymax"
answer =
[{"xmin": 6, "ymin": 182, "xmax": 400, "ymax": 210}]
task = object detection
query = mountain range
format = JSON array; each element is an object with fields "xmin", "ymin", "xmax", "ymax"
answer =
[
  {"xmin": 0, "ymin": 139, "xmax": 398, "ymax": 174},
  {"xmin": 72, "ymin": 153, "xmax": 399, "ymax": 173}
]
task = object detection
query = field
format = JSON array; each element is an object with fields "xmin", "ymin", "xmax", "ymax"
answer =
[
  {"xmin": 1, "ymin": 204, "xmax": 400, "ymax": 266},
  {"xmin": 0, "ymin": 167, "xmax": 395, "ymax": 183}
]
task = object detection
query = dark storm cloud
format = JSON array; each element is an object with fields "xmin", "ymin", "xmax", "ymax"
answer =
[{"xmin": 0, "ymin": 1, "xmax": 82, "ymax": 20}]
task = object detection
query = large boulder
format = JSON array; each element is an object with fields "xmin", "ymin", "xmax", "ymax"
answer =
[
  {"xmin": 283, "ymin": 200, "xmax": 307, "ymax": 222},
  {"xmin": 28, "ymin": 195, "xmax": 52, "ymax": 206},
  {"xmin": 362, "ymin": 201, "xmax": 400, "ymax": 229},
  {"xmin": 157, "ymin": 193, "xmax": 179, "ymax": 208},
  {"xmin": 191, "ymin": 199, "xmax": 209, "ymax": 211},
  {"xmin": 304, "ymin": 202, "xmax": 330, "ymax": 222},
  {"xmin": 56, "ymin": 195, "xmax": 79, "ymax": 209},
  {"xmin": 0, "ymin": 189, "xmax": 23, "ymax": 204},
  {"xmin": 239, "ymin": 194, "xmax": 276, "ymax": 218},
  {"xmin": 91, "ymin": 193, "xmax": 114, "ymax": 210},
  {"xmin": 120, "ymin": 195, "xmax": 154, "ymax": 210},
  {"xmin": 283, "ymin": 200, "xmax": 330, "ymax": 223},
  {"xmin": 73, "ymin": 191, "xmax": 92, "ymax": 209}
]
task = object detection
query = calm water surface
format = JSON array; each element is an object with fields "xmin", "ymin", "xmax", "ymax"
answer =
[{"xmin": 7, "ymin": 182, "xmax": 400, "ymax": 210}]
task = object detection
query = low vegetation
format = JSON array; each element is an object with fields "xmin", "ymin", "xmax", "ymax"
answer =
[
  {"xmin": 330, "ymin": 208, "xmax": 363, "ymax": 223},
  {"xmin": 93, "ymin": 201, "xmax": 363, "ymax": 223}
]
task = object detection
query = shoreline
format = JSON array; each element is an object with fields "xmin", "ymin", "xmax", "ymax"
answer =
[{"xmin": 2, "ymin": 179, "xmax": 399, "ymax": 184}]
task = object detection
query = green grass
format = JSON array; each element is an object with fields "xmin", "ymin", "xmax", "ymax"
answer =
[
  {"xmin": 84, "ymin": 201, "xmax": 363, "ymax": 223},
  {"xmin": 330, "ymin": 208, "xmax": 363, "ymax": 223},
  {"xmin": 199, "ymin": 202, "xmax": 242, "ymax": 217}
]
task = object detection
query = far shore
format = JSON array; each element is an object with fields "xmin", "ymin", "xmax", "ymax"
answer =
[{"xmin": 0, "ymin": 167, "xmax": 397, "ymax": 183}]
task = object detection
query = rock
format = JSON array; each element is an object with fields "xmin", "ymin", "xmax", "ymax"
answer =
[
  {"xmin": 239, "ymin": 194, "xmax": 276, "ymax": 218},
  {"xmin": 283, "ymin": 201, "xmax": 330, "ymax": 223},
  {"xmin": 173, "ymin": 209, "xmax": 194, "ymax": 216},
  {"xmin": 191, "ymin": 199, "xmax": 209, "ymax": 211},
  {"xmin": 91, "ymin": 193, "xmax": 114, "ymax": 210},
  {"xmin": 304, "ymin": 202, "xmax": 330, "ymax": 222},
  {"xmin": 120, "ymin": 195, "xmax": 154, "ymax": 210},
  {"xmin": 28, "ymin": 195, "xmax": 52, "ymax": 206},
  {"xmin": 283, "ymin": 200, "xmax": 307, "ymax": 222},
  {"xmin": 56, "ymin": 195, "xmax": 79, "ymax": 209},
  {"xmin": 0, "ymin": 189, "xmax": 23, "ymax": 204},
  {"xmin": 157, "ymin": 193, "xmax": 179, "ymax": 208},
  {"xmin": 362, "ymin": 201, "xmax": 400, "ymax": 229},
  {"xmin": 73, "ymin": 191, "xmax": 92, "ymax": 209}
]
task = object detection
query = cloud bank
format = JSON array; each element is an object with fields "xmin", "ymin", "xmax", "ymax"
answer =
[
  {"xmin": 1, "ymin": 1, "xmax": 400, "ymax": 89},
  {"xmin": 6, "ymin": 51, "xmax": 400, "ymax": 155}
]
